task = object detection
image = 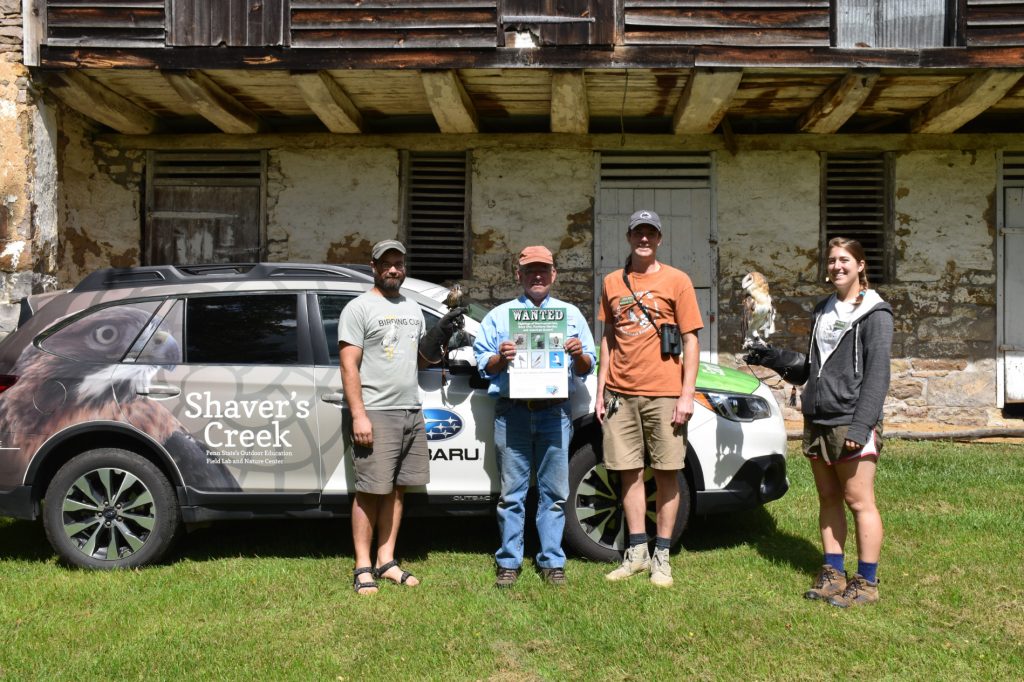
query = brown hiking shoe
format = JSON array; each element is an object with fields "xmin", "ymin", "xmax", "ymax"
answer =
[
  {"xmin": 495, "ymin": 566, "xmax": 520, "ymax": 589},
  {"xmin": 803, "ymin": 564, "xmax": 847, "ymax": 600},
  {"xmin": 539, "ymin": 567, "xmax": 567, "ymax": 586},
  {"xmin": 827, "ymin": 573, "xmax": 879, "ymax": 608}
]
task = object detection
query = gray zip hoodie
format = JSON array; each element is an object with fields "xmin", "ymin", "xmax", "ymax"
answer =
[{"xmin": 779, "ymin": 290, "xmax": 894, "ymax": 446}]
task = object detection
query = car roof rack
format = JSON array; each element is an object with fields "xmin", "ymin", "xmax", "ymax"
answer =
[{"xmin": 71, "ymin": 263, "xmax": 374, "ymax": 293}]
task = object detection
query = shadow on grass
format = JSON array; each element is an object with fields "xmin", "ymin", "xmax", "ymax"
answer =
[
  {"xmin": 2, "ymin": 508, "xmax": 818, "ymax": 574},
  {"xmin": 0, "ymin": 519, "xmax": 54, "ymax": 562},
  {"xmin": 683, "ymin": 507, "xmax": 821, "ymax": 574},
  {"xmin": 177, "ymin": 515, "xmax": 497, "ymax": 565}
]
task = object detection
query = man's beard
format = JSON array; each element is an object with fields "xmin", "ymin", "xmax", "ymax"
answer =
[{"xmin": 376, "ymin": 272, "xmax": 405, "ymax": 293}]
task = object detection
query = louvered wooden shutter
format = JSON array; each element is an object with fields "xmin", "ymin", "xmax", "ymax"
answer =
[
  {"xmin": 145, "ymin": 151, "xmax": 265, "ymax": 265},
  {"xmin": 821, "ymin": 153, "xmax": 892, "ymax": 284},
  {"xmin": 403, "ymin": 152, "xmax": 469, "ymax": 283}
]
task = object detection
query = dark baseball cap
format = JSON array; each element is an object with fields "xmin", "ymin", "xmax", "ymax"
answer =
[
  {"xmin": 628, "ymin": 209, "xmax": 662, "ymax": 232},
  {"xmin": 371, "ymin": 239, "xmax": 406, "ymax": 260}
]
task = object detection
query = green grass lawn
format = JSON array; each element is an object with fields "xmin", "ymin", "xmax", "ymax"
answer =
[{"xmin": 1, "ymin": 440, "xmax": 1022, "ymax": 681}]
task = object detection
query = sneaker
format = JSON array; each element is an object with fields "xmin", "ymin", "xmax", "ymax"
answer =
[
  {"xmin": 827, "ymin": 573, "xmax": 879, "ymax": 608},
  {"xmin": 605, "ymin": 543, "xmax": 650, "ymax": 581},
  {"xmin": 804, "ymin": 564, "xmax": 847, "ymax": 601},
  {"xmin": 495, "ymin": 566, "xmax": 520, "ymax": 589},
  {"xmin": 539, "ymin": 567, "xmax": 567, "ymax": 586},
  {"xmin": 649, "ymin": 547, "xmax": 673, "ymax": 587}
]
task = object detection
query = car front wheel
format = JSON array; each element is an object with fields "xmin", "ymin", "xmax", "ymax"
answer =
[
  {"xmin": 564, "ymin": 441, "xmax": 691, "ymax": 562},
  {"xmin": 43, "ymin": 448, "xmax": 182, "ymax": 569}
]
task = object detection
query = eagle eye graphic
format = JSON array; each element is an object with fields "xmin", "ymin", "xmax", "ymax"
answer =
[{"xmin": 92, "ymin": 324, "xmax": 120, "ymax": 346}]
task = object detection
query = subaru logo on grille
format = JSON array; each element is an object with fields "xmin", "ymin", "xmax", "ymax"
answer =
[{"xmin": 423, "ymin": 408, "xmax": 464, "ymax": 441}]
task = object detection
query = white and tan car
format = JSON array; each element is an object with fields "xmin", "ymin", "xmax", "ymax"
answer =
[{"xmin": 0, "ymin": 263, "xmax": 788, "ymax": 568}]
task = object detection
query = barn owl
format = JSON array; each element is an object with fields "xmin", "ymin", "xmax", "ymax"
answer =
[{"xmin": 741, "ymin": 271, "xmax": 776, "ymax": 349}]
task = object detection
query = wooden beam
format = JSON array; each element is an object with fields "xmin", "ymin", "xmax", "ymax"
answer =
[
  {"xmin": 910, "ymin": 70, "xmax": 1024, "ymax": 134},
  {"xmin": 46, "ymin": 71, "xmax": 159, "ymax": 135},
  {"xmin": 164, "ymin": 70, "xmax": 265, "ymax": 134},
  {"xmin": 293, "ymin": 71, "xmax": 364, "ymax": 134},
  {"xmin": 420, "ymin": 70, "xmax": 479, "ymax": 134},
  {"xmin": 22, "ymin": 0, "xmax": 44, "ymax": 67},
  {"xmin": 798, "ymin": 71, "xmax": 879, "ymax": 134},
  {"xmin": 550, "ymin": 70, "xmax": 589, "ymax": 134},
  {"xmin": 672, "ymin": 68, "xmax": 743, "ymax": 135},
  {"xmin": 39, "ymin": 45, "xmax": 1024, "ymax": 72},
  {"xmin": 102, "ymin": 132, "xmax": 1024, "ymax": 154}
]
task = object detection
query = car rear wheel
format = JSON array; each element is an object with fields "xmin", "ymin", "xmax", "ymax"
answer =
[
  {"xmin": 564, "ymin": 441, "xmax": 690, "ymax": 562},
  {"xmin": 43, "ymin": 448, "xmax": 181, "ymax": 569}
]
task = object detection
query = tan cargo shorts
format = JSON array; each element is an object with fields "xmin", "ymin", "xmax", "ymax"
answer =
[
  {"xmin": 601, "ymin": 390, "xmax": 686, "ymax": 471},
  {"xmin": 344, "ymin": 409, "xmax": 430, "ymax": 494}
]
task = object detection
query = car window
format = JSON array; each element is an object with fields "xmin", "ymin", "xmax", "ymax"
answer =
[
  {"xmin": 317, "ymin": 294, "xmax": 357, "ymax": 365},
  {"xmin": 38, "ymin": 300, "xmax": 162, "ymax": 363},
  {"xmin": 186, "ymin": 294, "xmax": 299, "ymax": 365},
  {"xmin": 135, "ymin": 299, "xmax": 183, "ymax": 364}
]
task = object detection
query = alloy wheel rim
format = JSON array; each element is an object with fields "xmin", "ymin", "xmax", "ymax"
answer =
[
  {"xmin": 573, "ymin": 464, "xmax": 658, "ymax": 551},
  {"xmin": 60, "ymin": 467, "xmax": 156, "ymax": 561}
]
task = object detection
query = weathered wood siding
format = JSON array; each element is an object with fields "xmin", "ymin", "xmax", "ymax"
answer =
[
  {"xmin": 168, "ymin": 0, "xmax": 288, "ymax": 47},
  {"xmin": 501, "ymin": 0, "xmax": 615, "ymax": 46},
  {"xmin": 835, "ymin": 0, "xmax": 948, "ymax": 48},
  {"xmin": 964, "ymin": 0, "xmax": 1024, "ymax": 45},
  {"xmin": 622, "ymin": 0, "xmax": 831, "ymax": 46},
  {"xmin": 46, "ymin": 0, "xmax": 166, "ymax": 47},
  {"xmin": 290, "ymin": 0, "xmax": 499, "ymax": 48}
]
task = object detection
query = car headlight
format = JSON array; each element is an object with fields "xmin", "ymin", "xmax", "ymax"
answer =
[{"xmin": 695, "ymin": 391, "xmax": 772, "ymax": 422}]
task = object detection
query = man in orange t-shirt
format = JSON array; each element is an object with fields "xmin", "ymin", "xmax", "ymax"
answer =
[{"xmin": 597, "ymin": 209, "xmax": 703, "ymax": 588}]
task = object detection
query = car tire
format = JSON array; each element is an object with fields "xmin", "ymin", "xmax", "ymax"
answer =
[
  {"xmin": 564, "ymin": 440, "xmax": 691, "ymax": 562},
  {"xmin": 43, "ymin": 448, "xmax": 182, "ymax": 569}
]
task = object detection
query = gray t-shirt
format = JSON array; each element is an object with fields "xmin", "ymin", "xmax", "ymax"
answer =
[{"xmin": 338, "ymin": 291, "xmax": 425, "ymax": 409}]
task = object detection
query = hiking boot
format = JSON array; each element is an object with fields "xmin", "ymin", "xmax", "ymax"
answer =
[
  {"xmin": 649, "ymin": 547, "xmax": 673, "ymax": 588},
  {"xmin": 804, "ymin": 564, "xmax": 847, "ymax": 601},
  {"xmin": 540, "ymin": 567, "xmax": 567, "ymax": 586},
  {"xmin": 605, "ymin": 543, "xmax": 650, "ymax": 581},
  {"xmin": 495, "ymin": 566, "xmax": 520, "ymax": 589},
  {"xmin": 827, "ymin": 573, "xmax": 879, "ymax": 608}
]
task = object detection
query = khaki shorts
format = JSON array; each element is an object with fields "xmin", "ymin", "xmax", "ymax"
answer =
[
  {"xmin": 802, "ymin": 419, "xmax": 883, "ymax": 466},
  {"xmin": 601, "ymin": 391, "xmax": 686, "ymax": 471},
  {"xmin": 344, "ymin": 409, "xmax": 430, "ymax": 494}
]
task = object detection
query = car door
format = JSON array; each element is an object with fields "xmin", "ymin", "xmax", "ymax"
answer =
[
  {"xmin": 117, "ymin": 292, "xmax": 320, "ymax": 494},
  {"xmin": 312, "ymin": 292, "xmax": 498, "ymax": 499}
]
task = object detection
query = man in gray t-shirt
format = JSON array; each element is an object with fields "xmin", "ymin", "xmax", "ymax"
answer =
[{"xmin": 338, "ymin": 239, "xmax": 463, "ymax": 595}]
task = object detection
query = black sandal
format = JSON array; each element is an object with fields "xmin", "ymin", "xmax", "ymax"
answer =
[
  {"xmin": 374, "ymin": 559, "xmax": 417, "ymax": 586},
  {"xmin": 353, "ymin": 566, "xmax": 378, "ymax": 594}
]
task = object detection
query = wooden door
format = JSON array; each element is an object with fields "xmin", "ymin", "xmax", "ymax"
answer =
[
  {"xmin": 595, "ymin": 154, "xmax": 717, "ymax": 361},
  {"xmin": 1003, "ymin": 185, "xmax": 1024, "ymax": 402}
]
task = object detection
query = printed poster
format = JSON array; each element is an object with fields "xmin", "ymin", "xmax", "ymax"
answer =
[{"xmin": 508, "ymin": 307, "xmax": 568, "ymax": 399}]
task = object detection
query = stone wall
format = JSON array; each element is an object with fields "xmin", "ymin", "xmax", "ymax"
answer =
[
  {"xmin": 717, "ymin": 149, "xmax": 1002, "ymax": 428},
  {"xmin": 4, "ymin": 109, "xmax": 1018, "ymax": 427},
  {"xmin": 1, "ymin": 0, "xmax": 34, "ymax": 335}
]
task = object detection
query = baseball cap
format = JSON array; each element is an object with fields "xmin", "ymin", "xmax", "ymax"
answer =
[
  {"xmin": 371, "ymin": 239, "xmax": 406, "ymax": 261},
  {"xmin": 518, "ymin": 245, "xmax": 554, "ymax": 266},
  {"xmin": 628, "ymin": 209, "xmax": 662, "ymax": 232}
]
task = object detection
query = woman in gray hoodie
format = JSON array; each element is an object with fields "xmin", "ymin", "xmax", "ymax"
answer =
[{"xmin": 746, "ymin": 237, "xmax": 893, "ymax": 608}]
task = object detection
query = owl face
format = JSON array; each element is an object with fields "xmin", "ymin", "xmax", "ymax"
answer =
[{"xmin": 742, "ymin": 271, "xmax": 767, "ymax": 294}]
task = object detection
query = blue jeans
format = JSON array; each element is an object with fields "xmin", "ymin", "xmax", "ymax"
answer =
[{"xmin": 493, "ymin": 399, "xmax": 572, "ymax": 569}]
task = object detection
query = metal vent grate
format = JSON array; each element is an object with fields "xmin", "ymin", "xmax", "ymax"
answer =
[
  {"xmin": 150, "ymin": 152, "xmax": 264, "ymax": 186},
  {"xmin": 405, "ymin": 152, "xmax": 469, "ymax": 283},
  {"xmin": 822, "ymin": 153, "xmax": 890, "ymax": 284},
  {"xmin": 600, "ymin": 153, "xmax": 712, "ymax": 189},
  {"xmin": 1003, "ymin": 152, "xmax": 1024, "ymax": 185}
]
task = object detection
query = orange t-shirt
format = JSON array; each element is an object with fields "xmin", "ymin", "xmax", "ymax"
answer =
[{"xmin": 598, "ymin": 263, "xmax": 704, "ymax": 396}]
